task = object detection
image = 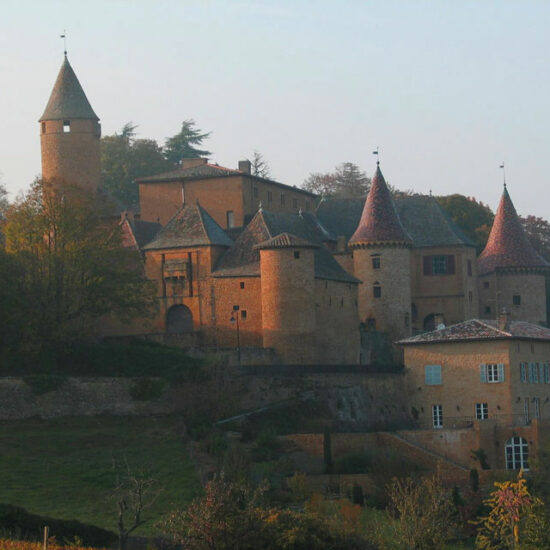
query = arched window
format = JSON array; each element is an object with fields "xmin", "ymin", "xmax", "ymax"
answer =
[
  {"xmin": 505, "ymin": 436, "xmax": 529, "ymax": 470},
  {"xmin": 166, "ymin": 304, "xmax": 193, "ymax": 334}
]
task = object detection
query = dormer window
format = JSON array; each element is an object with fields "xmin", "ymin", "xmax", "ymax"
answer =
[{"xmin": 63, "ymin": 120, "xmax": 71, "ymax": 133}]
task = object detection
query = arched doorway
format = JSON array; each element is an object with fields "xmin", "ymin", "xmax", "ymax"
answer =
[
  {"xmin": 166, "ymin": 304, "xmax": 193, "ymax": 333},
  {"xmin": 505, "ymin": 436, "xmax": 529, "ymax": 470}
]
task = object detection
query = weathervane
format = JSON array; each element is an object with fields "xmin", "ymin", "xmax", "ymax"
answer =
[
  {"xmin": 372, "ymin": 146, "xmax": 380, "ymax": 166},
  {"xmin": 500, "ymin": 162, "xmax": 506, "ymax": 188},
  {"xmin": 60, "ymin": 30, "xmax": 67, "ymax": 56}
]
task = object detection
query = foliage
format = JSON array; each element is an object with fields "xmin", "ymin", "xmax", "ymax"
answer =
[
  {"xmin": 303, "ymin": 162, "xmax": 370, "ymax": 198},
  {"xmin": 474, "ymin": 471, "xmax": 549, "ymax": 550},
  {"xmin": 23, "ymin": 374, "xmax": 66, "ymax": 395},
  {"xmin": 1, "ymin": 180, "xmax": 156, "ymax": 355},
  {"xmin": 247, "ymin": 150, "xmax": 271, "ymax": 178},
  {"xmin": 0, "ymin": 541, "xmax": 108, "ymax": 550},
  {"xmin": 287, "ymin": 472, "xmax": 310, "ymax": 503},
  {"xmin": 323, "ymin": 426, "xmax": 333, "ymax": 474},
  {"xmin": 250, "ymin": 429, "xmax": 282, "ymax": 462},
  {"xmin": 521, "ymin": 215, "xmax": 550, "ymax": 261},
  {"xmin": 333, "ymin": 451, "xmax": 371, "ymax": 474},
  {"xmin": 375, "ymin": 472, "xmax": 457, "ymax": 549},
  {"xmin": 0, "ymin": 504, "xmax": 116, "ymax": 548},
  {"xmin": 471, "ymin": 449, "xmax": 490, "ymax": 470},
  {"xmin": 0, "ymin": 248, "xmax": 26, "ymax": 355},
  {"xmin": 100, "ymin": 123, "xmax": 171, "ymax": 206},
  {"xmin": 128, "ymin": 378, "xmax": 165, "ymax": 401},
  {"xmin": 163, "ymin": 119, "xmax": 211, "ymax": 165},
  {"xmin": 0, "ymin": 179, "xmax": 9, "ymax": 218},
  {"xmin": 436, "ymin": 194, "xmax": 494, "ymax": 252}
]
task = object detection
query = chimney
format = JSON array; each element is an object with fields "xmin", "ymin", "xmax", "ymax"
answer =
[
  {"xmin": 499, "ymin": 308, "xmax": 511, "ymax": 331},
  {"xmin": 238, "ymin": 160, "xmax": 251, "ymax": 174},
  {"xmin": 434, "ymin": 314, "xmax": 445, "ymax": 329},
  {"xmin": 181, "ymin": 158, "xmax": 208, "ymax": 169}
]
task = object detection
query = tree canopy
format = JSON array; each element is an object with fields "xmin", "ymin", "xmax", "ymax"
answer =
[
  {"xmin": 302, "ymin": 162, "xmax": 370, "ymax": 198},
  {"xmin": 163, "ymin": 119, "xmax": 212, "ymax": 166}
]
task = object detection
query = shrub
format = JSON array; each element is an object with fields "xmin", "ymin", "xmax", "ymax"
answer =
[
  {"xmin": 333, "ymin": 452, "xmax": 371, "ymax": 474},
  {"xmin": 250, "ymin": 430, "xmax": 281, "ymax": 462},
  {"xmin": 129, "ymin": 378, "xmax": 165, "ymax": 401}
]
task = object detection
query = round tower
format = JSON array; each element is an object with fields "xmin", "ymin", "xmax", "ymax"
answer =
[
  {"xmin": 39, "ymin": 55, "xmax": 101, "ymax": 193},
  {"xmin": 478, "ymin": 184, "xmax": 550, "ymax": 325},
  {"xmin": 257, "ymin": 233, "xmax": 318, "ymax": 364},
  {"xmin": 349, "ymin": 162, "xmax": 413, "ymax": 342}
]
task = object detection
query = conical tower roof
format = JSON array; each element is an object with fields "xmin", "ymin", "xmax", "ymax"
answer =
[
  {"xmin": 478, "ymin": 186, "xmax": 549, "ymax": 275},
  {"xmin": 349, "ymin": 164, "xmax": 411, "ymax": 245},
  {"xmin": 39, "ymin": 56, "xmax": 99, "ymax": 122}
]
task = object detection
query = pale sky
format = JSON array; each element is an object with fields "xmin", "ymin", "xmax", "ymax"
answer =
[{"xmin": 1, "ymin": 0, "xmax": 550, "ymax": 217}]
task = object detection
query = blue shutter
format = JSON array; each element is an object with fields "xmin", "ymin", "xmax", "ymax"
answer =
[
  {"xmin": 498, "ymin": 363, "xmax": 505, "ymax": 382},
  {"xmin": 540, "ymin": 363, "xmax": 545, "ymax": 384},
  {"xmin": 529, "ymin": 363, "xmax": 535, "ymax": 383},
  {"xmin": 480, "ymin": 364, "xmax": 487, "ymax": 383},
  {"xmin": 520, "ymin": 363, "xmax": 527, "ymax": 383}
]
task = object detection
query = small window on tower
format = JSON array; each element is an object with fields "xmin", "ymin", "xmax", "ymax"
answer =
[
  {"xmin": 373, "ymin": 284, "xmax": 381, "ymax": 298},
  {"xmin": 41, "ymin": 122, "xmax": 46, "ymax": 134},
  {"xmin": 513, "ymin": 295, "xmax": 521, "ymax": 306},
  {"xmin": 240, "ymin": 282, "xmax": 245, "ymax": 289},
  {"xmin": 485, "ymin": 305, "xmax": 491, "ymax": 314},
  {"xmin": 241, "ymin": 310, "xmax": 247, "ymax": 320},
  {"xmin": 372, "ymin": 257, "xmax": 381, "ymax": 269},
  {"xmin": 63, "ymin": 120, "xmax": 71, "ymax": 133}
]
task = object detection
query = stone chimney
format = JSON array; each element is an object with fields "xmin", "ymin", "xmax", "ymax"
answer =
[
  {"xmin": 434, "ymin": 314, "xmax": 445, "ymax": 329},
  {"xmin": 181, "ymin": 158, "xmax": 208, "ymax": 169},
  {"xmin": 498, "ymin": 308, "xmax": 511, "ymax": 331},
  {"xmin": 238, "ymin": 160, "xmax": 251, "ymax": 174}
]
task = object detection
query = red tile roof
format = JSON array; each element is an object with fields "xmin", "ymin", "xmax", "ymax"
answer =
[
  {"xmin": 478, "ymin": 186, "xmax": 549, "ymax": 275},
  {"xmin": 349, "ymin": 165, "xmax": 412, "ymax": 246}
]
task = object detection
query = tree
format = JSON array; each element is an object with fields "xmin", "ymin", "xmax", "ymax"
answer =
[
  {"xmin": 521, "ymin": 215, "xmax": 550, "ymax": 261},
  {"xmin": 436, "ymin": 194, "xmax": 494, "ymax": 252},
  {"xmin": 0, "ymin": 180, "xmax": 8, "ymax": 219},
  {"xmin": 2, "ymin": 179, "xmax": 155, "ymax": 353},
  {"xmin": 247, "ymin": 150, "xmax": 271, "ymax": 179},
  {"xmin": 101, "ymin": 123, "xmax": 171, "ymax": 206},
  {"xmin": 302, "ymin": 162, "xmax": 370, "ymax": 198},
  {"xmin": 163, "ymin": 119, "xmax": 212, "ymax": 165}
]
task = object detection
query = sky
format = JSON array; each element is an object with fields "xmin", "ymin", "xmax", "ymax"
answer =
[{"xmin": 1, "ymin": 0, "xmax": 550, "ymax": 217}]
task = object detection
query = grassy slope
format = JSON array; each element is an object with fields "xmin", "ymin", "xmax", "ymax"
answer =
[{"xmin": 0, "ymin": 415, "xmax": 200, "ymax": 535}]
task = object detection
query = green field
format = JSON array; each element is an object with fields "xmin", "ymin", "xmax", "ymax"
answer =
[{"xmin": 0, "ymin": 415, "xmax": 200, "ymax": 535}]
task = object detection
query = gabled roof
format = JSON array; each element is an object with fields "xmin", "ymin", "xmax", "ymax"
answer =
[
  {"xmin": 255, "ymin": 232, "xmax": 319, "ymax": 250},
  {"xmin": 316, "ymin": 193, "xmax": 473, "ymax": 248},
  {"xmin": 477, "ymin": 186, "xmax": 549, "ymax": 275},
  {"xmin": 122, "ymin": 219, "xmax": 162, "ymax": 250},
  {"xmin": 350, "ymin": 165, "xmax": 411, "ymax": 245},
  {"xmin": 40, "ymin": 56, "xmax": 99, "ymax": 122},
  {"xmin": 398, "ymin": 318, "xmax": 550, "ymax": 345},
  {"xmin": 143, "ymin": 203, "xmax": 232, "ymax": 250},
  {"xmin": 213, "ymin": 209, "xmax": 359, "ymax": 283}
]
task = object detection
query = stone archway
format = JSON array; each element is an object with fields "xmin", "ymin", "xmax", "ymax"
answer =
[{"xmin": 166, "ymin": 304, "xmax": 193, "ymax": 333}]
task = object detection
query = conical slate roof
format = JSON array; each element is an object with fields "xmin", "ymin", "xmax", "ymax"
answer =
[
  {"xmin": 39, "ymin": 56, "xmax": 99, "ymax": 122},
  {"xmin": 477, "ymin": 186, "xmax": 549, "ymax": 275},
  {"xmin": 143, "ymin": 203, "xmax": 233, "ymax": 250},
  {"xmin": 349, "ymin": 164, "xmax": 412, "ymax": 245}
]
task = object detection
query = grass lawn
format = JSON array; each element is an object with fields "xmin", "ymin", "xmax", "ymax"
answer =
[{"xmin": 0, "ymin": 415, "xmax": 200, "ymax": 535}]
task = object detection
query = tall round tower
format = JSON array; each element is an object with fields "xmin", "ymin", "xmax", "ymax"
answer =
[
  {"xmin": 39, "ymin": 55, "xmax": 101, "ymax": 193},
  {"xmin": 478, "ymin": 184, "xmax": 550, "ymax": 325},
  {"xmin": 349, "ymin": 162, "xmax": 413, "ymax": 343}
]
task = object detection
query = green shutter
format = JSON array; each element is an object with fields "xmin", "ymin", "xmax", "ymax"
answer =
[
  {"xmin": 498, "ymin": 363, "xmax": 505, "ymax": 382},
  {"xmin": 480, "ymin": 364, "xmax": 487, "ymax": 383}
]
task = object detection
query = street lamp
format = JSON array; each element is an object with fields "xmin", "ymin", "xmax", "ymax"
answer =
[{"xmin": 230, "ymin": 305, "xmax": 241, "ymax": 366}]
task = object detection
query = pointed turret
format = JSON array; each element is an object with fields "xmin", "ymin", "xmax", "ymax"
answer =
[
  {"xmin": 478, "ymin": 186, "xmax": 549, "ymax": 276},
  {"xmin": 39, "ymin": 56, "xmax": 102, "ymax": 193},
  {"xmin": 349, "ymin": 164, "xmax": 411, "ymax": 245}
]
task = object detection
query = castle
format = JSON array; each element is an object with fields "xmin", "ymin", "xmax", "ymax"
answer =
[{"xmin": 39, "ymin": 55, "xmax": 550, "ymax": 366}]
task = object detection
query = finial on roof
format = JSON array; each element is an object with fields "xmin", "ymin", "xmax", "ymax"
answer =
[
  {"xmin": 60, "ymin": 30, "xmax": 67, "ymax": 56},
  {"xmin": 298, "ymin": 207, "xmax": 303, "ymax": 217},
  {"xmin": 258, "ymin": 200, "xmax": 263, "ymax": 211},
  {"xmin": 500, "ymin": 162, "xmax": 507, "ymax": 189},
  {"xmin": 429, "ymin": 188, "xmax": 432, "ymax": 197},
  {"xmin": 372, "ymin": 146, "xmax": 380, "ymax": 166}
]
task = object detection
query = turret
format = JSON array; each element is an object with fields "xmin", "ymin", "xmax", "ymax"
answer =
[
  {"xmin": 478, "ymin": 185, "xmax": 549, "ymax": 324},
  {"xmin": 349, "ymin": 163, "xmax": 413, "ymax": 342},
  {"xmin": 39, "ymin": 55, "xmax": 101, "ymax": 193}
]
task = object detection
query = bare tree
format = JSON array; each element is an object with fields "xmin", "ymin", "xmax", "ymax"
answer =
[{"xmin": 247, "ymin": 150, "xmax": 271, "ymax": 179}]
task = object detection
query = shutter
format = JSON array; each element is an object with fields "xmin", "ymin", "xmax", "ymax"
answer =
[
  {"xmin": 520, "ymin": 362, "xmax": 527, "ymax": 383},
  {"xmin": 498, "ymin": 363, "xmax": 505, "ymax": 382},
  {"xmin": 480, "ymin": 364, "xmax": 487, "ymax": 383},
  {"xmin": 529, "ymin": 362, "xmax": 535, "ymax": 383},
  {"xmin": 545, "ymin": 363, "xmax": 550, "ymax": 384},
  {"xmin": 540, "ymin": 363, "xmax": 545, "ymax": 384},
  {"xmin": 446, "ymin": 255, "xmax": 455, "ymax": 275},
  {"xmin": 423, "ymin": 256, "xmax": 432, "ymax": 275}
]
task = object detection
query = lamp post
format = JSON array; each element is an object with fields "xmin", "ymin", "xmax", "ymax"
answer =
[{"xmin": 230, "ymin": 305, "xmax": 241, "ymax": 366}]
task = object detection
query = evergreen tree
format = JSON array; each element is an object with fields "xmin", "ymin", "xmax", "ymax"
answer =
[{"xmin": 163, "ymin": 119, "xmax": 212, "ymax": 165}]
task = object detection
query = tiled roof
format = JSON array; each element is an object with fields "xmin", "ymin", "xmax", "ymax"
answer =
[
  {"xmin": 131, "ymin": 220, "xmax": 162, "ymax": 249},
  {"xmin": 143, "ymin": 203, "xmax": 232, "ymax": 250},
  {"xmin": 316, "ymin": 194, "xmax": 473, "ymax": 248},
  {"xmin": 477, "ymin": 186, "xmax": 549, "ymax": 275},
  {"xmin": 398, "ymin": 319, "xmax": 550, "ymax": 345},
  {"xmin": 213, "ymin": 210, "xmax": 359, "ymax": 283},
  {"xmin": 254, "ymin": 232, "xmax": 319, "ymax": 250},
  {"xmin": 350, "ymin": 165, "xmax": 411, "ymax": 245},
  {"xmin": 40, "ymin": 56, "xmax": 99, "ymax": 122}
]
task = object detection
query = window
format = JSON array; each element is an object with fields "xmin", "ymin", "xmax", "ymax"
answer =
[
  {"xmin": 293, "ymin": 251, "xmax": 300, "ymax": 259},
  {"xmin": 372, "ymin": 257, "xmax": 381, "ymax": 269},
  {"xmin": 483, "ymin": 281, "xmax": 490, "ymax": 289},
  {"xmin": 480, "ymin": 363, "xmax": 504, "ymax": 383},
  {"xmin": 544, "ymin": 363, "xmax": 550, "ymax": 383},
  {"xmin": 373, "ymin": 284, "xmax": 381, "ymax": 298},
  {"xmin": 506, "ymin": 437, "xmax": 529, "ymax": 470},
  {"xmin": 513, "ymin": 295, "xmax": 521, "ymax": 306},
  {"xmin": 63, "ymin": 120, "xmax": 71, "ymax": 133},
  {"xmin": 432, "ymin": 405, "xmax": 443, "ymax": 428},
  {"xmin": 241, "ymin": 310, "xmax": 247, "ymax": 320},
  {"xmin": 423, "ymin": 255, "xmax": 455, "ymax": 275},
  {"xmin": 253, "ymin": 187, "xmax": 258, "ymax": 198},
  {"xmin": 41, "ymin": 122, "xmax": 46, "ymax": 134},
  {"xmin": 524, "ymin": 398, "xmax": 530, "ymax": 424},
  {"xmin": 280, "ymin": 193, "xmax": 285, "ymax": 206},
  {"xmin": 534, "ymin": 398, "xmax": 540, "ymax": 419},
  {"xmin": 529, "ymin": 362, "xmax": 539, "ymax": 383},
  {"xmin": 467, "ymin": 260, "xmax": 472, "ymax": 276},
  {"xmin": 226, "ymin": 211, "xmax": 235, "ymax": 228},
  {"xmin": 425, "ymin": 365, "xmax": 442, "ymax": 385},
  {"xmin": 292, "ymin": 198, "xmax": 298, "ymax": 209},
  {"xmin": 240, "ymin": 282, "xmax": 245, "ymax": 289},
  {"xmin": 476, "ymin": 403, "xmax": 488, "ymax": 420},
  {"xmin": 520, "ymin": 362, "xmax": 528, "ymax": 383},
  {"xmin": 268, "ymin": 191, "xmax": 273, "ymax": 203},
  {"xmin": 485, "ymin": 306, "xmax": 491, "ymax": 315}
]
